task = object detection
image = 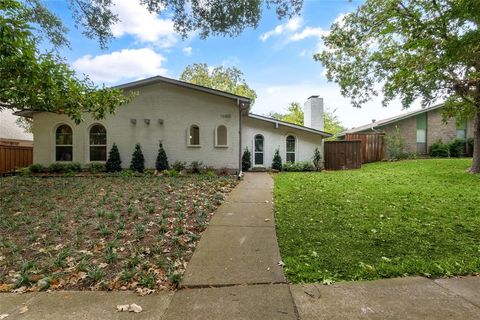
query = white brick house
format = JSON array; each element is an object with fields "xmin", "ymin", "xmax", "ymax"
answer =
[{"xmin": 18, "ymin": 76, "xmax": 331, "ymax": 173}]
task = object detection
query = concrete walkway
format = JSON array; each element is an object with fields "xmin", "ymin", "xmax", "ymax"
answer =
[
  {"xmin": 3, "ymin": 172, "xmax": 480, "ymax": 319},
  {"xmin": 163, "ymin": 172, "xmax": 298, "ymax": 319}
]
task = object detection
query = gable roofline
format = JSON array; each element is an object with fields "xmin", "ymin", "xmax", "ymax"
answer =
[
  {"xmin": 248, "ymin": 113, "xmax": 332, "ymax": 137},
  {"xmin": 338, "ymin": 103, "xmax": 445, "ymax": 137},
  {"xmin": 114, "ymin": 75, "xmax": 252, "ymax": 105}
]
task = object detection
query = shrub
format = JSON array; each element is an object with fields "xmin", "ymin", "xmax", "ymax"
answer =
[
  {"xmin": 429, "ymin": 140, "xmax": 450, "ymax": 157},
  {"xmin": 166, "ymin": 169, "xmax": 179, "ymax": 177},
  {"xmin": 189, "ymin": 161, "xmax": 204, "ymax": 174},
  {"xmin": 86, "ymin": 163, "xmax": 106, "ymax": 173},
  {"xmin": 312, "ymin": 147, "xmax": 322, "ymax": 171},
  {"xmin": 155, "ymin": 143, "xmax": 169, "ymax": 171},
  {"xmin": 385, "ymin": 126, "xmax": 408, "ymax": 159},
  {"xmin": 171, "ymin": 161, "xmax": 186, "ymax": 172},
  {"xmin": 48, "ymin": 162, "xmax": 80, "ymax": 173},
  {"xmin": 272, "ymin": 149, "xmax": 282, "ymax": 171},
  {"xmin": 283, "ymin": 161, "xmax": 315, "ymax": 172},
  {"xmin": 29, "ymin": 163, "xmax": 45, "ymax": 173},
  {"xmin": 130, "ymin": 143, "xmax": 145, "ymax": 173},
  {"xmin": 66, "ymin": 162, "xmax": 82, "ymax": 172},
  {"xmin": 242, "ymin": 147, "xmax": 251, "ymax": 171},
  {"xmin": 105, "ymin": 143, "xmax": 122, "ymax": 172},
  {"xmin": 449, "ymin": 139, "xmax": 465, "ymax": 158}
]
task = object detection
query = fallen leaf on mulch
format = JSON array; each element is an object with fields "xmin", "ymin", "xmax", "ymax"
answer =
[
  {"xmin": 116, "ymin": 304, "xmax": 142, "ymax": 313},
  {"xmin": 0, "ymin": 314, "xmax": 9, "ymax": 319},
  {"xmin": 19, "ymin": 306, "xmax": 28, "ymax": 314}
]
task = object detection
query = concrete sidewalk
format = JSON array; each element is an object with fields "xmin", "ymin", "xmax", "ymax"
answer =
[{"xmin": 163, "ymin": 172, "xmax": 297, "ymax": 319}]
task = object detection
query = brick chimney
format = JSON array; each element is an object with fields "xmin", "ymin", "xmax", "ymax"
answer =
[{"xmin": 304, "ymin": 96, "xmax": 324, "ymax": 131}]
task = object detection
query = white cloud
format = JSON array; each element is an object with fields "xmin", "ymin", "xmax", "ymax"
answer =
[
  {"xmin": 110, "ymin": 0, "xmax": 177, "ymax": 48},
  {"xmin": 73, "ymin": 48, "xmax": 167, "ymax": 84},
  {"xmin": 260, "ymin": 16, "xmax": 303, "ymax": 42},
  {"xmin": 221, "ymin": 56, "xmax": 240, "ymax": 67},
  {"xmin": 182, "ymin": 46, "xmax": 192, "ymax": 56},
  {"xmin": 289, "ymin": 27, "xmax": 329, "ymax": 42}
]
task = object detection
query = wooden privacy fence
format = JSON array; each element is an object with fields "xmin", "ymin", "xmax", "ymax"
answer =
[
  {"xmin": 0, "ymin": 145, "xmax": 33, "ymax": 175},
  {"xmin": 324, "ymin": 140, "xmax": 361, "ymax": 170},
  {"xmin": 345, "ymin": 133, "xmax": 385, "ymax": 163}
]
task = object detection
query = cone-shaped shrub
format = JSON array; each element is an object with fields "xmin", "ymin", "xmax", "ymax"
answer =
[
  {"xmin": 130, "ymin": 143, "xmax": 145, "ymax": 173},
  {"xmin": 313, "ymin": 147, "xmax": 322, "ymax": 171},
  {"xmin": 105, "ymin": 143, "xmax": 122, "ymax": 172},
  {"xmin": 272, "ymin": 148, "xmax": 282, "ymax": 171},
  {"xmin": 242, "ymin": 147, "xmax": 251, "ymax": 171},
  {"xmin": 155, "ymin": 142, "xmax": 169, "ymax": 171}
]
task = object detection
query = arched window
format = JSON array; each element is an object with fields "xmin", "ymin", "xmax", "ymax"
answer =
[
  {"xmin": 55, "ymin": 124, "xmax": 73, "ymax": 161},
  {"xmin": 254, "ymin": 134, "xmax": 264, "ymax": 165},
  {"xmin": 286, "ymin": 135, "xmax": 296, "ymax": 163},
  {"xmin": 189, "ymin": 125, "xmax": 200, "ymax": 146},
  {"xmin": 90, "ymin": 124, "xmax": 107, "ymax": 161},
  {"xmin": 216, "ymin": 125, "xmax": 227, "ymax": 147}
]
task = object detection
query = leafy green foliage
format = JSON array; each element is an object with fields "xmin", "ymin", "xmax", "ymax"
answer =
[
  {"xmin": 429, "ymin": 140, "xmax": 450, "ymax": 158},
  {"xmin": 171, "ymin": 161, "xmax": 187, "ymax": 172},
  {"xmin": 130, "ymin": 143, "xmax": 145, "ymax": 173},
  {"xmin": 385, "ymin": 126, "xmax": 409, "ymax": 160},
  {"xmin": 0, "ymin": 0, "xmax": 131, "ymax": 124},
  {"xmin": 317, "ymin": 0, "xmax": 480, "ymax": 171},
  {"xmin": 312, "ymin": 147, "xmax": 322, "ymax": 171},
  {"xmin": 275, "ymin": 159, "xmax": 480, "ymax": 283},
  {"xmin": 47, "ymin": 162, "xmax": 82, "ymax": 173},
  {"xmin": 269, "ymin": 102, "xmax": 345, "ymax": 136},
  {"xmin": 272, "ymin": 149, "xmax": 282, "ymax": 171},
  {"xmin": 282, "ymin": 161, "xmax": 314, "ymax": 172},
  {"xmin": 188, "ymin": 161, "xmax": 204, "ymax": 174},
  {"xmin": 155, "ymin": 143, "xmax": 169, "ymax": 171},
  {"xmin": 449, "ymin": 139, "xmax": 465, "ymax": 158},
  {"xmin": 180, "ymin": 63, "xmax": 256, "ymax": 103},
  {"xmin": 29, "ymin": 163, "xmax": 45, "ymax": 173},
  {"xmin": 86, "ymin": 162, "xmax": 106, "ymax": 173},
  {"xmin": 105, "ymin": 143, "xmax": 122, "ymax": 172},
  {"xmin": 242, "ymin": 147, "xmax": 252, "ymax": 171}
]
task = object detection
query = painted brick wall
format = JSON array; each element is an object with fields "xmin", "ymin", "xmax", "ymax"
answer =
[{"xmin": 33, "ymin": 81, "xmax": 241, "ymax": 170}]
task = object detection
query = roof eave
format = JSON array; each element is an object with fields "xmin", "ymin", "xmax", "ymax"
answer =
[{"xmin": 248, "ymin": 113, "xmax": 332, "ymax": 137}]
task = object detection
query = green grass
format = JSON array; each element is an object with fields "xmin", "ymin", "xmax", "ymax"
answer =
[{"xmin": 274, "ymin": 159, "xmax": 480, "ymax": 284}]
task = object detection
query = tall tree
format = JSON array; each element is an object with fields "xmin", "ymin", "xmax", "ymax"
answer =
[
  {"xmin": 316, "ymin": 0, "xmax": 480, "ymax": 173},
  {"xmin": 180, "ymin": 63, "xmax": 257, "ymax": 103},
  {"xmin": 269, "ymin": 102, "xmax": 345, "ymax": 137},
  {"xmin": 0, "ymin": 0, "xmax": 131, "ymax": 124}
]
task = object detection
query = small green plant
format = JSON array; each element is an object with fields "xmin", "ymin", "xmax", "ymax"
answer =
[
  {"xmin": 88, "ymin": 265, "xmax": 105, "ymax": 283},
  {"xmin": 166, "ymin": 169, "xmax": 179, "ymax": 177},
  {"xmin": 130, "ymin": 143, "xmax": 145, "ymax": 173},
  {"xmin": 171, "ymin": 160, "xmax": 186, "ymax": 172},
  {"xmin": 48, "ymin": 163, "xmax": 68, "ymax": 173},
  {"xmin": 120, "ymin": 268, "xmax": 134, "ymax": 284},
  {"xmin": 189, "ymin": 161, "xmax": 204, "ymax": 174},
  {"xmin": 86, "ymin": 162, "xmax": 106, "ymax": 173},
  {"xmin": 105, "ymin": 143, "xmax": 122, "ymax": 172},
  {"xmin": 283, "ymin": 161, "xmax": 315, "ymax": 172},
  {"xmin": 138, "ymin": 271, "xmax": 156, "ymax": 288},
  {"xmin": 385, "ymin": 126, "xmax": 408, "ymax": 160},
  {"xmin": 206, "ymin": 170, "xmax": 216, "ymax": 177},
  {"xmin": 312, "ymin": 147, "xmax": 322, "ymax": 171},
  {"xmin": 155, "ymin": 142, "xmax": 169, "ymax": 171},
  {"xmin": 29, "ymin": 163, "xmax": 45, "ymax": 173},
  {"xmin": 448, "ymin": 139, "xmax": 465, "ymax": 158},
  {"xmin": 429, "ymin": 140, "xmax": 450, "ymax": 157},
  {"xmin": 242, "ymin": 147, "xmax": 252, "ymax": 171},
  {"xmin": 272, "ymin": 149, "xmax": 282, "ymax": 171}
]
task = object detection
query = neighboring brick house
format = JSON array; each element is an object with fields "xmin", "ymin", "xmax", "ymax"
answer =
[{"xmin": 338, "ymin": 104, "xmax": 474, "ymax": 155}]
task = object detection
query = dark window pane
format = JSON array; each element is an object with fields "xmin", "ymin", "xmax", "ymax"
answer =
[
  {"xmin": 286, "ymin": 135, "xmax": 295, "ymax": 152},
  {"xmin": 56, "ymin": 146, "xmax": 73, "ymax": 161},
  {"xmin": 190, "ymin": 125, "xmax": 200, "ymax": 145},
  {"xmin": 254, "ymin": 153, "xmax": 263, "ymax": 165},
  {"xmin": 90, "ymin": 125, "xmax": 106, "ymax": 145},
  {"xmin": 56, "ymin": 125, "xmax": 72, "ymax": 145},
  {"xmin": 217, "ymin": 125, "xmax": 227, "ymax": 145},
  {"xmin": 255, "ymin": 135, "xmax": 264, "ymax": 152},
  {"xmin": 90, "ymin": 146, "xmax": 107, "ymax": 161},
  {"xmin": 286, "ymin": 153, "xmax": 295, "ymax": 163}
]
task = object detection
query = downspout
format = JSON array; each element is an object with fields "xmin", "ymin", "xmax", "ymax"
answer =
[{"xmin": 237, "ymin": 98, "xmax": 250, "ymax": 179}]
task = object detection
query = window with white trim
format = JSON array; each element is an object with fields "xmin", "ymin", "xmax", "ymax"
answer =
[
  {"xmin": 55, "ymin": 124, "xmax": 73, "ymax": 161},
  {"xmin": 286, "ymin": 135, "xmax": 296, "ymax": 162},
  {"xmin": 89, "ymin": 124, "xmax": 107, "ymax": 161},
  {"xmin": 189, "ymin": 125, "xmax": 200, "ymax": 146},
  {"xmin": 216, "ymin": 125, "xmax": 227, "ymax": 147}
]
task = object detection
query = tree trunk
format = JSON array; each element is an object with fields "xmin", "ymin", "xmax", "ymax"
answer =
[{"xmin": 469, "ymin": 110, "xmax": 480, "ymax": 173}]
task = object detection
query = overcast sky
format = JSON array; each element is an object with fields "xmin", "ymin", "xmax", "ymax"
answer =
[{"xmin": 45, "ymin": 0, "xmax": 422, "ymax": 129}]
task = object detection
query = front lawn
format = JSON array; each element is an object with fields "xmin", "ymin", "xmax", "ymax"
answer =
[
  {"xmin": 274, "ymin": 159, "xmax": 480, "ymax": 284},
  {"xmin": 0, "ymin": 175, "xmax": 237, "ymax": 292}
]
